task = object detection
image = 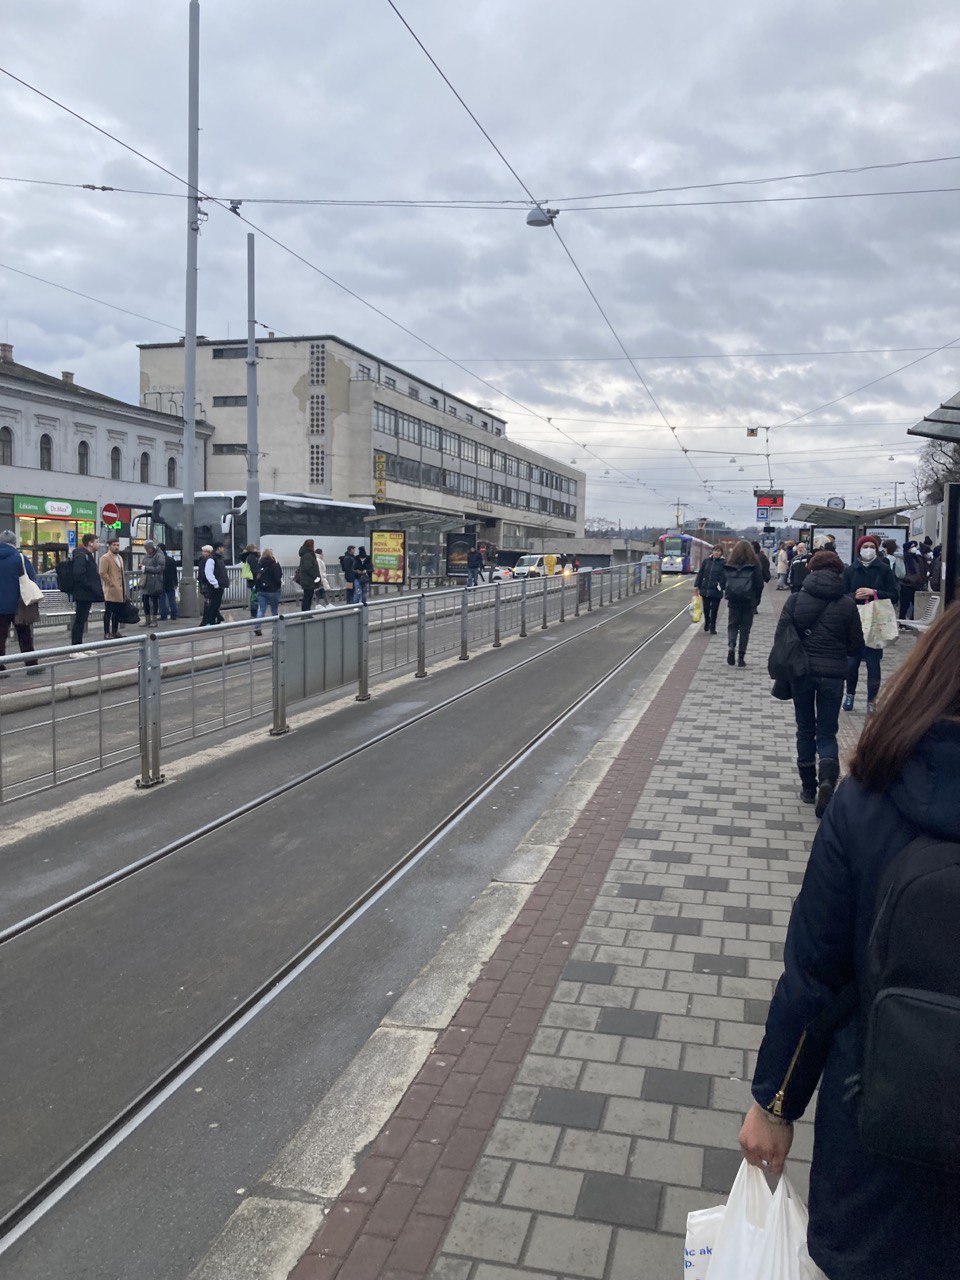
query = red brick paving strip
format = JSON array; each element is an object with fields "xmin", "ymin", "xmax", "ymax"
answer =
[{"xmin": 289, "ymin": 632, "xmax": 707, "ymax": 1280}]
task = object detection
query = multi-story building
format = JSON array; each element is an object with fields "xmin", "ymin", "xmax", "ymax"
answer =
[
  {"xmin": 0, "ymin": 343, "xmax": 210, "ymax": 569},
  {"xmin": 138, "ymin": 334, "xmax": 585, "ymax": 569}
]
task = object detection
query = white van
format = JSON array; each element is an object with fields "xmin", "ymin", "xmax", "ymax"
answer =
[{"xmin": 511, "ymin": 553, "xmax": 561, "ymax": 578}]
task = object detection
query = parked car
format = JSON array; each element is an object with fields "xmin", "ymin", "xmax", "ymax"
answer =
[{"xmin": 491, "ymin": 565, "xmax": 514, "ymax": 581}]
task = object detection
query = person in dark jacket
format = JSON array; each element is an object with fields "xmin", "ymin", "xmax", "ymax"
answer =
[
  {"xmin": 200, "ymin": 541, "xmax": 228, "ymax": 626},
  {"xmin": 70, "ymin": 532, "xmax": 103, "ymax": 646},
  {"xmin": 751, "ymin": 540, "xmax": 772, "ymax": 585},
  {"xmin": 897, "ymin": 540, "xmax": 928, "ymax": 621},
  {"xmin": 353, "ymin": 546, "xmax": 372, "ymax": 605},
  {"xmin": 741, "ymin": 606, "xmax": 960, "ymax": 1280},
  {"xmin": 298, "ymin": 539, "xmax": 321, "ymax": 611},
  {"xmin": 467, "ymin": 546, "xmax": 485, "ymax": 588},
  {"xmin": 253, "ymin": 548, "xmax": 283, "ymax": 634},
  {"xmin": 723, "ymin": 539, "xmax": 764, "ymax": 666},
  {"xmin": 140, "ymin": 540, "xmax": 166, "ymax": 625},
  {"xmin": 693, "ymin": 544, "xmax": 726, "ymax": 634},
  {"xmin": 841, "ymin": 535, "xmax": 898, "ymax": 714},
  {"xmin": 159, "ymin": 544, "xmax": 180, "ymax": 621},
  {"xmin": 786, "ymin": 541, "xmax": 810, "ymax": 593},
  {"xmin": 0, "ymin": 530, "xmax": 40, "ymax": 673},
  {"xmin": 239, "ymin": 543, "xmax": 259, "ymax": 619},
  {"xmin": 339, "ymin": 545, "xmax": 356, "ymax": 602},
  {"xmin": 773, "ymin": 550, "xmax": 864, "ymax": 813}
]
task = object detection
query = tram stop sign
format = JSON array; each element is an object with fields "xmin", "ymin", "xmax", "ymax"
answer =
[{"xmin": 101, "ymin": 502, "xmax": 121, "ymax": 527}]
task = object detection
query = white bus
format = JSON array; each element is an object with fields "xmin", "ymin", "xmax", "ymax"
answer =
[{"xmin": 137, "ymin": 491, "xmax": 376, "ymax": 568}]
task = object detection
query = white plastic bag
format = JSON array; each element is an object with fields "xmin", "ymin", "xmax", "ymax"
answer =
[
  {"xmin": 687, "ymin": 1159, "xmax": 829, "ymax": 1280},
  {"xmin": 684, "ymin": 1203, "xmax": 725, "ymax": 1277}
]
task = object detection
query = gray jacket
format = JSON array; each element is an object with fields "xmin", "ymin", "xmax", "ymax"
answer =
[{"xmin": 141, "ymin": 548, "xmax": 166, "ymax": 596}]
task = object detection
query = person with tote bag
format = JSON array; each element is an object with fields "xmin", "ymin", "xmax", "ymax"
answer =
[{"xmin": 0, "ymin": 529, "xmax": 42, "ymax": 674}]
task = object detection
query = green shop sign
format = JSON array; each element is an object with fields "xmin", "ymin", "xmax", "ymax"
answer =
[{"xmin": 15, "ymin": 494, "xmax": 98, "ymax": 521}]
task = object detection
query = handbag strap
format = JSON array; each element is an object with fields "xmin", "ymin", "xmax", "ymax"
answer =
[{"xmin": 786, "ymin": 591, "xmax": 833, "ymax": 640}]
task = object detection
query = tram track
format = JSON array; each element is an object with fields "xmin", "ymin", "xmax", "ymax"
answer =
[{"xmin": 0, "ymin": 593, "xmax": 686, "ymax": 1253}]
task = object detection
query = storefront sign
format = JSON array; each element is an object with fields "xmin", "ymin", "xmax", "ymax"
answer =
[
  {"xmin": 371, "ymin": 530, "xmax": 406, "ymax": 584},
  {"xmin": 374, "ymin": 452, "xmax": 387, "ymax": 503},
  {"xmin": 15, "ymin": 494, "xmax": 97, "ymax": 521}
]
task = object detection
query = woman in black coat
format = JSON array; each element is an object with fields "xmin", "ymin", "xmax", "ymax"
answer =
[
  {"xmin": 722, "ymin": 539, "xmax": 765, "ymax": 666},
  {"xmin": 772, "ymin": 550, "xmax": 863, "ymax": 813},
  {"xmin": 741, "ymin": 605, "xmax": 960, "ymax": 1279},
  {"xmin": 841, "ymin": 535, "xmax": 898, "ymax": 714},
  {"xmin": 693, "ymin": 545, "xmax": 725, "ymax": 634}
]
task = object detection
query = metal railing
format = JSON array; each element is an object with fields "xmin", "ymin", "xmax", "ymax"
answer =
[{"xmin": 0, "ymin": 564, "xmax": 661, "ymax": 803}]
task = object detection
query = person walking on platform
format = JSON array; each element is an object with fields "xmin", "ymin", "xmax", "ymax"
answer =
[
  {"xmin": 339, "ymin": 545, "xmax": 357, "ymax": 603},
  {"xmin": 723, "ymin": 540, "xmax": 764, "ymax": 666},
  {"xmin": 898, "ymin": 541, "xmax": 928, "ymax": 621},
  {"xmin": 297, "ymin": 539, "xmax": 321, "ymax": 611},
  {"xmin": 775, "ymin": 543, "xmax": 790, "ymax": 590},
  {"xmin": 200, "ymin": 541, "xmax": 228, "ymax": 626},
  {"xmin": 842, "ymin": 535, "xmax": 898, "ymax": 714},
  {"xmin": 752, "ymin": 541, "xmax": 772, "ymax": 586},
  {"xmin": 693, "ymin": 544, "xmax": 726, "ymax": 634},
  {"xmin": 239, "ymin": 543, "xmax": 259, "ymax": 620},
  {"xmin": 353, "ymin": 546, "xmax": 372, "ymax": 606},
  {"xmin": 742, "ymin": 605, "xmax": 960, "ymax": 1280},
  {"xmin": 315, "ymin": 547, "xmax": 330, "ymax": 607},
  {"xmin": 253, "ymin": 548, "xmax": 283, "ymax": 635},
  {"xmin": 70, "ymin": 532, "xmax": 103, "ymax": 647},
  {"xmin": 98, "ymin": 536, "xmax": 128, "ymax": 639},
  {"xmin": 771, "ymin": 549, "xmax": 863, "ymax": 814},
  {"xmin": 786, "ymin": 542, "xmax": 810, "ymax": 594},
  {"xmin": 159, "ymin": 544, "xmax": 179, "ymax": 621},
  {"xmin": 467, "ymin": 545, "xmax": 485, "ymax": 588},
  {"xmin": 140, "ymin": 540, "xmax": 165, "ymax": 626},
  {"xmin": 0, "ymin": 530, "xmax": 40, "ymax": 674}
]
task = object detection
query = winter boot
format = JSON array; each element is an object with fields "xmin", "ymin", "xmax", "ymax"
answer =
[
  {"xmin": 726, "ymin": 648, "xmax": 735, "ymax": 666},
  {"xmin": 815, "ymin": 758, "xmax": 841, "ymax": 819},
  {"xmin": 798, "ymin": 761, "xmax": 817, "ymax": 805},
  {"xmin": 842, "ymin": 692, "xmax": 855, "ymax": 712},
  {"xmin": 737, "ymin": 652, "xmax": 747, "ymax": 667}
]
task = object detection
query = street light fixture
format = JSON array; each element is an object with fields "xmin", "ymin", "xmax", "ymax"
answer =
[{"xmin": 526, "ymin": 205, "xmax": 559, "ymax": 227}]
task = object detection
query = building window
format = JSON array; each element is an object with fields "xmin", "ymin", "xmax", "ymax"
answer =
[
  {"xmin": 421, "ymin": 423, "xmax": 440, "ymax": 451},
  {"xmin": 77, "ymin": 439, "xmax": 90, "ymax": 475},
  {"xmin": 461, "ymin": 439, "xmax": 477, "ymax": 464},
  {"xmin": 211, "ymin": 443, "xmax": 247, "ymax": 456},
  {"xmin": 443, "ymin": 469, "xmax": 460, "ymax": 494},
  {"xmin": 374, "ymin": 402, "xmax": 397, "ymax": 435},
  {"xmin": 309, "ymin": 393, "xmax": 326, "ymax": 435},
  {"xmin": 461, "ymin": 474, "xmax": 477, "ymax": 498},
  {"xmin": 492, "ymin": 450, "xmax": 506, "ymax": 472},
  {"xmin": 139, "ymin": 451, "xmax": 151, "ymax": 484},
  {"xmin": 212, "ymin": 347, "xmax": 248, "ymax": 359},
  {"xmin": 408, "ymin": 386, "xmax": 419, "ymax": 400},
  {"xmin": 429, "ymin": 396, "xmax": 439, "ymax": 408},
  {"xmin": 212, "ymin": 395, "xmax": 248, "ymax": 408},
  {"xmin": 447, "ymin": 405, "xmax": 457, "ymax": 417},
  {"xmin": 0, "ymin": 425, "xmax": 13, "ymax": 466},
  {"xmin": 39, "ymin": 433, "xmax": 52, "ymax": 470},
  {"xmin": 397, "ymin": 412, "xmax": 419, "ymax": 444},
  {"xmin": 478, "ymin": 444, "xmax": 492, "ymax": 469},
  {"xmin": 309, "ymin": 342, "xmax": 325, "ymax": 386},
  {"xmin": 111, "ymin": 446, "xmax": 122, "ymax": 480},
  {"xmin": 441, "ymin": 429, "xmax": 459, "ymax": 457},
  {"xmin": 357, "ymin": 363, "xmax": 371, "ymax": 380},
  {"xmin": 506, "ymin": 455, "xmax": 518, "ymax": 477},
  {"xmin": 309, "ymin": 443, "xmax": 325, "ymax": 486},
  {"xmin": 167, "ymin": 457, "xmax": 177, "ymax": 487},
  {"xmin": 384, "ymin": 375, "xmax": 396, "ymax": 390}
]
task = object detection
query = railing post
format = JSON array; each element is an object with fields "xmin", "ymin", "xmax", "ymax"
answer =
[
  {"xmin": 598, "ymin": 569, "xmax": 605, "ymax": 609},
  {"xmin": 269, "ymin": 615, "xmax": 290, "ymax": 735},
  {"xmin": 541, "ymin": 575, "xmax": 549, "ymax": 629},
  {"xmin": 618, "ymin": 566, "xmax": 624, "ymax": 600},
  {"xmin": 559, "ymin": 574, "xmax": 566, "ymax": 624},
  {"xmin": 575, "ymin": 573, "xmax": 581, "ymax": 617},
  {"xmin": 356, "ymin": 606, "xmax": 371, "ymax": 700},
  {"xmin": 459, "ymin": 589, "xmax": 469, "ymax": 660},
  {"xmin": 587, "ymin": 572, "xmax": 593, "ymax": 612},
  {"xmin": 520, "ymin": 578, "xmax": 528, "ymax": 637},
  {"xmin": 415, "ymin": 593, "xmax": 428, "ymax": 677},
  {"xmin": 136, "ymin": 634, "xmax": 165, "ymax": 787},
  {"xmin": 493, "ymin": 582, "xmax": 502, "ymax": 648}
]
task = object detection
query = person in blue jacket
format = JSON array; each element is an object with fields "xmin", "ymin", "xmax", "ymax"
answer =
[
  {"xmin": 0, "ymin": 530, "xmax": 41, "ymax": 674},
  {"xmin": 740, "ymin": 604, "xmax": 960, "ymax": 1279},
  {"xmin": 841, "ymin": 534, "xmax": 898, "ymax": 714}
]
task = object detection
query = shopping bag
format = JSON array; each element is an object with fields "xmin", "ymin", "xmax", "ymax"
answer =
[
  {"xmin": 860, "ymin": 598, "xmax": 898, "ymax": 648},
  {"xmin": 701, "ymin": 1160, "xmax": 772, "ymax": 1280},
  {"xmin": 753, "ymin": 1176, "xmax": 829, "ymax": 1280},
  {"xmin": 684, "ymin": 1203, "xmax": 725, "ymax": 1277},
  {"xmin": 873, "ymin": 597, "xmax": 899, "ymax": 644},
  {"xmin": 689, "ymin": 596, "xmax": 703, "ymax": 624}
]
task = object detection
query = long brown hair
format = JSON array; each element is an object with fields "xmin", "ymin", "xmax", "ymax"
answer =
[
  {"xmin": 850, "ymin": 602, "xmax": 960, "ymax": 790},
  {"xmin": 726, "ymin": 539, "xmax": 759, "ymax": 567}
]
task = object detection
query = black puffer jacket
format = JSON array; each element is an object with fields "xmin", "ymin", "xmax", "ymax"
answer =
[
  {"xmin": 784, "ymin": 569, "xmax": 863, "ymax": 678},
  {"xmin": 694, "ymin": 555, "xmax": 726, "ymax": 599},
  {"xmin": 842, "ymin": 558, "xmax": 899, "ymax": 604}
]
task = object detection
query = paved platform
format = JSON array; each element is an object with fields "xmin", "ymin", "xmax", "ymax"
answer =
[{"xmin": 280, "ymin": 589, "xmax": 912, "ymax": 1280}]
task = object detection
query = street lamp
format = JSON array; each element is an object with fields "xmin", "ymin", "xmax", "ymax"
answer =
[{"xmin": 526, "ymin": 205, "xmax": 559, "ymax": 227}]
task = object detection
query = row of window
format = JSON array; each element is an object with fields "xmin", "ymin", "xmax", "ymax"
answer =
[
  {"xmin": 212, "ymin": 395, "xmax": 248, "ymax": 408},
  {"xmin": 0, "ymin": 426, "xmax": 175, "ymax": 485},
  {"xmin": 379, "ymin": 452, "xmax": 577, "ymax": 519},
  {"xmin": 309, "ymin": 342, "xmax": 325, "ymax": 387},
  {"xmin": 360, "ymin": 371, "xmax": 501, "ymax": 434},
  {"xmin": 374, "ymin": 404, "xmax": 577, "ymax": 496}
]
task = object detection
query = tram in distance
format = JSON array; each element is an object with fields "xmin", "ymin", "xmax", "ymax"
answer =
[
  {"xmin": 135, "ymin": 491, "xmax": 377, "ymax": 568},
  {"xmin": 658, "ymin": 530, "xmax": 713, "ymax": 574}
]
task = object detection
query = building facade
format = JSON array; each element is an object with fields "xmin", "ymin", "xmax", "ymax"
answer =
[
  {"xmin": 138, "ymin": 335, "xmax": 585, "ymax": 568},
  {"xmin": 0, "ymin": 342, "xmax": 210, "ymax": 568}
]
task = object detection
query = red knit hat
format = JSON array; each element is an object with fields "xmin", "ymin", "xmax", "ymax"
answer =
[{"xmin": 855, "ymin": 535, "xmax": 880, "ymax": 554}]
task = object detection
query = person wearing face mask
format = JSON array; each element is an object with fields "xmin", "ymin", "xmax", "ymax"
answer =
[
  {"xmin": 841, "ymin": 535, "xmax": 898, "ymax": 714},
  {"xmin": 898, "ymin": 541, "xmax": 929, "ymax": 621},
  {"xmin": 693, "ymin": 544, "xmax": 726, "ymax": 634}
]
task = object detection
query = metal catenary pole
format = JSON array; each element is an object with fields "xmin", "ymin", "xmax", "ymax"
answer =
[
  {"xmin": 459, "ymin": 589, "xmax": 469, "ymax": 660},
  {"xmin": 493, "ymin": 581, "xmax": 502, "ymax": 647},
  {"xmin": 415, "ymin": 593, "xmax": 427, "ymax": 677},
  {"xmin": 245, "ymin": 233, "xmax": 261, "ymax": 549},
  {"xmin": 179, "ymin": 0, "xmax": 201, "ymax": 618}
]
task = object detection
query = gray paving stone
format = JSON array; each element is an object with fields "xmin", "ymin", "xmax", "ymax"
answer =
[
  {"xmin": 629, "ymin": 1136, "xmax": 704, "ymax": 1187},
  {"xmin": 562, "ymin": 959, "xmax": 615, "ymax": 985},
  {"xmin": 523, "ymin": 1215, "xmax": 612, "ymax": 1278},
  {"xmin": 701, "ymin": 1144, "xmax": 745, "ymax": 1193},
  {"xmin": 516, "ymin": 1054, "xmax": 583, "ymax": 1089},
  {"xmin": 430, "ymin": 1258, "xmax": 473, "ymax": 1280},
  {"xmin": 558, "ymin": 1030, "xmax": 621, "ymax": 1063},
  {"xmin": 616, "ymin": 882, "xmax": 665, "ymax": 900},
  {"xmin": 641, "ymin": 1067, "xmax": 711, "ymax": 1108},
  {"xmin": 486, "ymin": 1119, "xmax": 561, "ymax": 1164},
  {"xmin": 595, "ymin": 1007, "xmax": 659, "ymax": 1038},
  {"xmin": 575, "ymin": 1171, "xmax": 662, "ymax": 1230},
  {"xmin": 541, "ymin": 1001, "xmax": 600, "ymax": 1031},
  {"xmin": 620, "ymin": 1037, "xmax": 682, "ymax": 1069},
  {"xmin": 681, "ymin": 1044, "xmax": 745, "ymax": 1077},
  {"xmin": 466, "ymin": 1156, "xmax": 513, "ymax": 1203},
  {"xmin": 502, "ymin": 1161, "xmax": 584, "ymax": 1214},
  {"xmin": 657, "ymin": 1013, "xmax": 716, "ymax": 1044},
  {"xmin": 502, "ymin": 1083, "xmax": 539, "ymax": 1120},
  {"xmin": 673, "ymin": 1105, "xmax": 744, "ymax": 1148},
  {"xmin": 556, "ymin": 1128, "xmax": 631, "ymax": 1174},
  {"xmin": 474, "ymin": 1267, "xmax": 559, "ymax": 1280},
  {"xmin": 650, "ymin": 914, "xmax": 703, "ymax": 936},
  {"xmin": 444, "ymin": 1201, "xmax": 531, "ymax": 1265},
  {"xmin": 531, "ymin": 1087, "xmax": 607, "ymax": 1131},
  {"xmin": 743, "ymin": 997, "xmax": 769, "ymax": 1025},
  {"xmin": 693, "ymin": 952, "xmax": 749, "ymax": 977},
  {"xmin": 609, "ymin": 1226, "xmax": 684, "ymax": 1279},
  {"xmin": 580, "ymin": 1061, "xmax": 647, "ymax": 1100},
  {"xmin": 603, "ymin": 1097, "xmax": 673, "ymax": 1140}
]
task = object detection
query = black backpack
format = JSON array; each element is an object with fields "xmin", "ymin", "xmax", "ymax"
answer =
[
  {"xmin": 855, "ymin": 836, "xmax": 960, "ymax": 1171},
  {"xmin": 724, "ymin": 564, "xmax": 755, "ymax": 603},
  {"xmin": 55, "ymin": 557, "xmax": 75, "ymax": 593}
]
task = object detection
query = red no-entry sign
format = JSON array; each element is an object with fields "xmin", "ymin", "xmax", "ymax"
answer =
[{"xmin": 101, "ymin": 502, "xmax": 120, "ymax": 525}]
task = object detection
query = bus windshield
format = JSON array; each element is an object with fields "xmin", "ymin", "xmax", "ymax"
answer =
[{"xmin": 152, "ymin": 496, "xmax": 233, "ymax": 563}]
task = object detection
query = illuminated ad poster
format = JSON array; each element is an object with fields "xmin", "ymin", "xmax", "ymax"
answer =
[
  {"xmin": 446, "ymin": 531, "xmax": 474, "ymax": 577},
  {"xmin": 371, "ymin": 530, "xmax": 406, "ymax": 584}
]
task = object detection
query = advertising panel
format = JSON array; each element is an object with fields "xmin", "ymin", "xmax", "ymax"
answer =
[
  {"xmin": 374, "ymin": 452, "xmax": 387, "ymax": 503},
  {"xmin": 813, "ymin": 527, "xmax": 854, "ymax": 563},
  {"xmin": 445, "ymin": 530, "xmax": 474, "ymax": 578},
  {"xmin": 14, "ymin": 494, "xmax": 98, "ymax": 521},
  {"xmin": 371, "ymin": 530, "xmax": 406, "ymax": 584}
]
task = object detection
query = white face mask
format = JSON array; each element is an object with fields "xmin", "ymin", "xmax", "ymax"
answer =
[{"xmin": 860, "ymin": 547, "xmax": 877, "ymax": 563}]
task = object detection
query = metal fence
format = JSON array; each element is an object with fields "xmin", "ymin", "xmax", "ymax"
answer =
[{"xmin": 0, "ymin": 564, "xmax": 661, "ymax": 803}]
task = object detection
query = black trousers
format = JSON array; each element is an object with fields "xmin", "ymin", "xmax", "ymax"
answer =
[
  {"xmin": 103, "ymin": 600, "xmax": 125, "ymax": 636},
  {"xmin": 727, "ymin": 601, "xmax": 755, "ymax": 654},
  {"xmin": 702, "ymin": 596, "xmax": 721, "ymax": 631},
  {"xmin": 71, "ymin": 600, "xmax": 92, "ymax": 646},
  {"xmin": 201, "ymin": 588, "xmax": 224, "ymax": 626}
]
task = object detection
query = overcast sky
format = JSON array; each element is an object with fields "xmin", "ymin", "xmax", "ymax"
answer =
[{"xmin": 3, "ymin": 0, "xmax": 960, "ymax": 528}]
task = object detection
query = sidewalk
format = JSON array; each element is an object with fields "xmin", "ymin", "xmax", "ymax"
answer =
[{"xmin": 286, "ymin": 592, "xmax": 913, "ymax": 1280}]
